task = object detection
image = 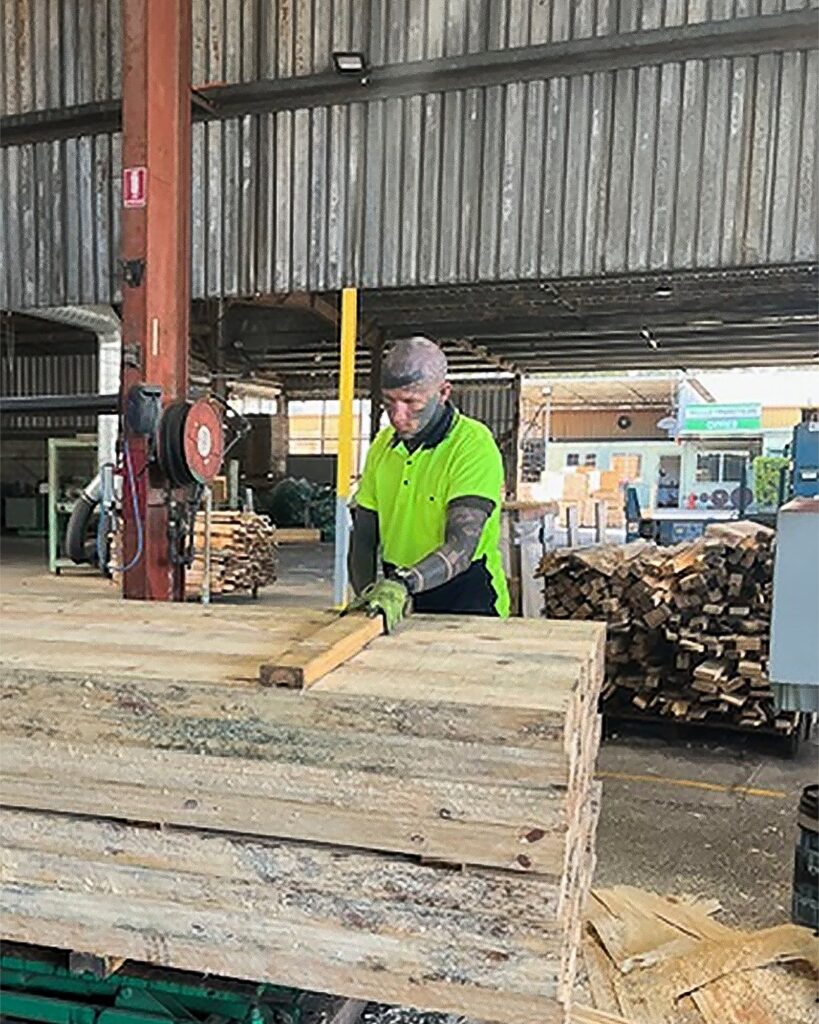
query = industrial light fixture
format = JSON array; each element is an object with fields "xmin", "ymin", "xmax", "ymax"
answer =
[
  {"xmin": 332, "ymin": 51, "xmax": 370, "ymax": 84},
  {"xmin": 654, "ymin": 287, "xmax": 672, "ymax": 298}
]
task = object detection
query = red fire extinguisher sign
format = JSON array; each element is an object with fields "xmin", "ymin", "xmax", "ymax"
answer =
[{"xmin": 123, "ymin": 166, "xmax": 147, "ymax": 208}]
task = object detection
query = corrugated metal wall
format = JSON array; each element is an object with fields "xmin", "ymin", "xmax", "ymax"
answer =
[
  {"xmin": 1, "ymin": 0, "xmax": 121, "ymax": 115},
  {"xmin": 452, "ymin": 380, "xmax": 517, "ymax": 480},
  {"xmin": 4, "ymin": 0, "xmax": 816, "ymax": 111},
  {"xmin": 0, "ymin": 350, "xmax": 97, "ymax": 431},
  {"xmin": 2, "ymin": 0, "xmax": 817, "ymax": 307}
]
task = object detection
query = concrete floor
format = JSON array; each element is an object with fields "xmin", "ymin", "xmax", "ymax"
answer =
[{"xmin": 1, "ymin": 533, "xmax": 815, "ymax": 1020}]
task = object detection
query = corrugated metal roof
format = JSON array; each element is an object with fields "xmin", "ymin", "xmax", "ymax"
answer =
[{"xmin": 3, "ymin": 46, "xmax": 816, "ymax": 307}]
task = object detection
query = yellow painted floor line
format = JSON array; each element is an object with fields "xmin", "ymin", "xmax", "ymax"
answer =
[{"xmin": 595, "ymin": 770, "xmax": 787, "ymax": 800}]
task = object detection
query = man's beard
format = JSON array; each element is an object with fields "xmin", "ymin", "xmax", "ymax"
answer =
[{"xmin": 397, "ymin": 395, "xmax": 443, "ymax": 439}]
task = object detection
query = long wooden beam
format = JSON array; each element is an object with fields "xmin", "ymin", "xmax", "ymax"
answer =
[{"xmin": 259, "ymin": 613, "xmax": 384, "ymax": 689}]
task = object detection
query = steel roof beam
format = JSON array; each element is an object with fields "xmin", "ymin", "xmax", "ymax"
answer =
[{"xmin": 384, "ymin": 314, "xmax": 818, "ymax": 339}]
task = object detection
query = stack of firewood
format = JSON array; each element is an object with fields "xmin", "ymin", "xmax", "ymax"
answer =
[
  {"xmin": 537, "ymin": 522, "xmax": 800, "ymax": 735},
  {"xmin": 186, "ymin": 511, "xmax": 277, "ymax": 599}
]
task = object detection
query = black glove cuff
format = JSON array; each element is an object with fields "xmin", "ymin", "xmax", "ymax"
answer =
[{"xmin": 391, "ymin": 568, "xmax": 417, "ymax": 595}]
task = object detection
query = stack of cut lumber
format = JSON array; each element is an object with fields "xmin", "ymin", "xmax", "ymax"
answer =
[
  {"xmin": 582, "ymin": 885, "xmax": 818, "ymax": 1023},
  {"xmin": 0, "ymin": 598, "xmax": 607, "ymax": 1024},
  {"xmin": 185, "ymin": 510, "xmax": 277, "ymax": 598},
  {"xmin": 537, "ymin": 523, "xmax": 800, "ymax": 735}
]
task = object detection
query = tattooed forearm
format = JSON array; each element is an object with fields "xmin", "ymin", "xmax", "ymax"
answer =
[
  {"xmin": 401, "ymin": 497, "xmax": 493, "ymax": 594},
  {"xmin": 349, "ymin": 506, "xmax": 379, "ymax": 595}
]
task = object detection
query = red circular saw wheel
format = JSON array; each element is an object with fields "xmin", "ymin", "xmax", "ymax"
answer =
[{"xmin": 182, "ymin": 399, "xmax": 224, "ymax": 484}]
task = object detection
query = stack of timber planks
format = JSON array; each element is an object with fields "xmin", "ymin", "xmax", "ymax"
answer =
[
  {"xmin": 0, "ymin": 596, "xmax": 606, "ymax": 1024},
  {"xmin": 185, "ymin": 510, "xmax": 277, "ymax": 599},
  {"xmin": 537, "ymin": 522, "xmax": 800, "ymax": 735}
]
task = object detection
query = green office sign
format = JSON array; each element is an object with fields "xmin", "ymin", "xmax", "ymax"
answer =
[{"xmin": 681, "ymin": 402, "xmax": 762, "ymax": 434}]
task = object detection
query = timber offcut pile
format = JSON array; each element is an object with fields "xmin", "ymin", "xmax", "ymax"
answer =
[
  {"xmin": 0, "ymin": 596, "xmax": 606, "ymax": 1024},
  {"xmin": 537, "ymin": 522, "xmax": 800, "ymax": 735},
  {"xmin": 582, "ymin": 884, "xmax": 818, "ymax": 1023},
  {"xmin": 185, "ymin": 510, "xmax": 277, "ymax": 598}
]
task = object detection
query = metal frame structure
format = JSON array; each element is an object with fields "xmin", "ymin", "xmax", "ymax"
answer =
[
  {"xmin": 47, "ymin": 436, "xmax": 97, "ymax": 575},
  {"xmin": 119, "ymin": 0, "xmax": 192, "ymax": 601}
]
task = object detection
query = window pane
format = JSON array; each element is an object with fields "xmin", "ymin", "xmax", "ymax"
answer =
[
  {"xmin": 584, "ymin": 453, "xmax": 597, "ymax": 467},
  {"xmin": 722, "ymin": 454, "xmax": 746, "ymax": 482},
  {"xmin": 695, "ymin": 453, "xmax": 720, "ymax": 482},
  {"xmin": 566, "ymin": 453, "xmax": 580, "ymax": 467}
]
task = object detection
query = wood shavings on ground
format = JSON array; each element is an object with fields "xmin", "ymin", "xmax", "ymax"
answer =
[{"xmin": 580, "ymin": 885, "xmax": 818, "ymax": 1024}]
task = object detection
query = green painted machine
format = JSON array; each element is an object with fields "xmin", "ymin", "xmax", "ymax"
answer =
[{"xmin": 0, "ymin": 946, "xmax": 304, "ymax": 1024}]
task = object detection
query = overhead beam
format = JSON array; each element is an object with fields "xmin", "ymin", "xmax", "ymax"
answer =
[
  {"xmin": 2, "ymin": 11, "xmax": 815, "ymax": 145},
  {"xmin": 444, "ymin": 336, "xmax": 519, "ymax": 375},
  {"xmin": 517, "ymin": 351, "xmax": 817, "ymax": 369},
  {"xmin": 386, "ymin": 314, "xmax": 819, "ymax": 339},
  {"xmin": 474, "ymin": 333, "xmax": 819, "ymax": 354},
  {"xmin": 0, "ymin": 393, "xmax": 119, "ymax": 414}
]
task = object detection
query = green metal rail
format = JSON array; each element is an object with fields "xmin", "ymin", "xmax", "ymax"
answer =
[{"xmin": 0, "ymin": 948, "xmax": 302, "ymax": 1024}]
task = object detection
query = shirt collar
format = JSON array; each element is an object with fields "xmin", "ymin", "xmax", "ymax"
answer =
[{"xmin": 389, "ymin": 402, "xmax": 457, "ymax": 451}]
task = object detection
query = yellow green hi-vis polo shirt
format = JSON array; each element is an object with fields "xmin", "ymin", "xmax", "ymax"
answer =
[{"xmin": 354, "ymin": 408, "xmax": 510, "ymax": 617}]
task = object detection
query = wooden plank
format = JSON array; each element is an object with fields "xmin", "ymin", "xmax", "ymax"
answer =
[
  {"xmin": 0, "ymin": 676, "xmax": 570, "ymax": 785},
  {"xmin": 0, "ymin": 736, "xmax": 573, "ymax": 873},
  {"xmin": 275, "ymin": 527, "xmax": 322, "ymax": 544},
  {"xmin": 581, "ymin": 929, "xmax": 623, "ymax": 1015},
  {"xmin": 0, "ymin": 665, "xmax": 572, "ymax": 749},
  {"xmin": 260, "ymin": 613, "xmax": 384, "ymax": 689},
  {"xmin": 1, "ymin": 809, "xmax": 568, "ymax": 1024},
  {"xmin": 587, "ymin": 887, "xmax": 733, "ymax": 977}
]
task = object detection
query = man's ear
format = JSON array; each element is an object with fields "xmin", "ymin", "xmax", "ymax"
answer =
[{"xmin": 440, "ymin": 380, "xmax": 452, "ymax": 402}]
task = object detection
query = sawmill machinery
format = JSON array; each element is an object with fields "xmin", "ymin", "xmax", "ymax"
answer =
[
  {"xmin": 779, "ymin": 409, "xmax": 819, "ymax": 502},
  {"xmin": 64, "ymin": 390, "xmax": 251, "ymax": 579}
]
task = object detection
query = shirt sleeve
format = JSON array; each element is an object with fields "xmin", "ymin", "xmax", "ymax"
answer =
[
  {"xmin": 352, "ymin": 432, "xmax": 384, "ymax": 511},
  {"xmin": 445, "ymin": 424, "xmax": 504, "ymax": 507}
]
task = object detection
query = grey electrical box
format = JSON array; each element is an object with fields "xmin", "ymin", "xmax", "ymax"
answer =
[{"xmin": 770, "ymin": 497, "xmax": 819, "ymax": 712}]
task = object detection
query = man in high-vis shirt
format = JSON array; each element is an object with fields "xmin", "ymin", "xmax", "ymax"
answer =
[{"xmin": 349, "ymin": 336, "xmax": 509, "ymax": 630}]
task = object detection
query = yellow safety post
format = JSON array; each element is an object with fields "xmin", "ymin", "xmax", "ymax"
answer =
[{"xmin": 333, "ymin": 286, "xmax": 358, "ymax": 607}]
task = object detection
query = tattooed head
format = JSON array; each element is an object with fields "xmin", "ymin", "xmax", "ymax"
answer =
[{"xmin": 381, "ymin": 336, "xmax": 451, "ymax": 440}]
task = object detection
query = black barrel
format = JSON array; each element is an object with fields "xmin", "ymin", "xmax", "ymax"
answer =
[{"xmin": 792, "ymin": 783, "xmax": 818, "ymax": 930}]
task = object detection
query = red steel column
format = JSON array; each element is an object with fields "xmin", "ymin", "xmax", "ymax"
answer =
[{"xmin": 120, "ymin": 0, "xmax": 192, "ymax": 600}]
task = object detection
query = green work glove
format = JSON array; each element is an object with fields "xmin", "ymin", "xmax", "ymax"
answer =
[{"xmin": 355, "ymin": 579, "xmax": 412, "ymax": 634}]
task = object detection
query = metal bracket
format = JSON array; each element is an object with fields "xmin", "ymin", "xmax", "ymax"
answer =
[
  {"xmin": 120, "ymin": 258, "xmax": 145, "ymax": 288},
  {"xmin": 123, "ymin": 342, "xmax": 141, "ymax": 368}
]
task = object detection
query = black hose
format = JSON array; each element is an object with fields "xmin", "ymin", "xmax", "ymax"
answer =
[
  {"xmin": 65, "ymin": 494, "xmax": 97, "ymax": 564},
  {"xmin": 65, "ymin": 474, "xmax": 102, "ymax": 564}
]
